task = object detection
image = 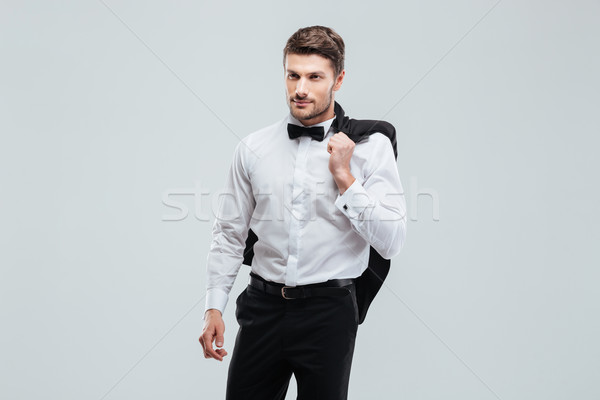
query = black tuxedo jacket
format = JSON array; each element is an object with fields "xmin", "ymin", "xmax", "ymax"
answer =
[{"xmin": 242, "ymin": 101, "xmax": 398, "ymax": 325}]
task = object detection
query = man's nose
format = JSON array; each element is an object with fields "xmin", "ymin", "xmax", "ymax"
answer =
[{"xmin": 296, "ymin": 78, "xmax": 309, "ymax": 98}]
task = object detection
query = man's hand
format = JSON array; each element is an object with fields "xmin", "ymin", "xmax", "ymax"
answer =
[
  {"xmin": 327, "ymin": 131, "xmax": 356, "ymax": 194},
  {"xmin": 199, "ymin": 309, "xmax": 228, "ymax": 362}
]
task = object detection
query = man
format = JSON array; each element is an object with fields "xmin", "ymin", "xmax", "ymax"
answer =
[{"xmin": 199, "ymin": 25, "xmax": 407, "ymax": 399}]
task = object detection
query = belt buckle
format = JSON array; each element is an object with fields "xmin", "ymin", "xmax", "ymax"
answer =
[{"xmin": 281, "ymin": 286, "xmax": 296, "ymax": 299}]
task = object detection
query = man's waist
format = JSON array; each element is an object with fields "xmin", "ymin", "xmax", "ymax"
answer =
[
  {"xmin": 248, "ymin": 271, "xmax": 355, "ymax": 299},
  {"xmin": 249, "ymin": 271, "xmax": 355, "ymax": 287}
]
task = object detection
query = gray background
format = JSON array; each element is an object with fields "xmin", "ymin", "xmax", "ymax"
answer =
[{"xmin": 1, "ymin": 0, "xmax": 599, "ymax": 399}]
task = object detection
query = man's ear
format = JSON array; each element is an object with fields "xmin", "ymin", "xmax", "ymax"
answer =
[{"xmin": 333, "ymin": 70, "xmax": 345, "ymax": 91}]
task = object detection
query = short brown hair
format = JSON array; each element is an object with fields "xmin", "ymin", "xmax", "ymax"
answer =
[{"xmin": 283, "ymin": 25, "xmax": 345, "ymax": 78}]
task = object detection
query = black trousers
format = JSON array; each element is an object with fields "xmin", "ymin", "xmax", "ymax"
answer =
[{"xmin": 225, "ymin": 274, "xmax": 359, "ymax": 400}]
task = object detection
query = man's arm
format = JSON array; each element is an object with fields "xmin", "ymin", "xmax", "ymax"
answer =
[
  {"xmin": 200, "ymin": 140, "xmax": 255, "ymax": 361},
  {"xmin": 330, "ymin": 133, "xmax": 407, "ymax": 260},
  {"xmin": 203, "ymin": 140, "xmax": 256, "ymax": 319}
]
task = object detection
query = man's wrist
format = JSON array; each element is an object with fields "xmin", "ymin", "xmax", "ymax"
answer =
[
  {"xmin": 332, "ymin": 169, "xmax": 356, "ymax": 195},
  {"xmin": 205, "ymin": 308, "xmax": 222, "ymax": 318}
]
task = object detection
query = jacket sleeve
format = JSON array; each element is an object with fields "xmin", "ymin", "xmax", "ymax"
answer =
[
  {"xmin": 203, "ymin": 140, "xmax": 256, "ymax": 319},
  {"xmin": 334, "ymin": 134, "xmax": 407, "ymax": 259}
]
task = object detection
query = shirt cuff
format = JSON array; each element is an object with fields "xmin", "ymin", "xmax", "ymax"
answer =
[
  {"xmin": 334, "ymin": 178, "xmax": 374, "ymax": 219},
  {"xmin": 203, "ymin": 287, "xmax": 228, "ymax": 320}
]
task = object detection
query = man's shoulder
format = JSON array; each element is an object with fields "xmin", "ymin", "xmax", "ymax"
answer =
[
  {"xmin": 250, "ymin": 115, "xmax": 287, "ymax": 136},
  {"xmin": 236, "ymin": 116, "xmax": 287, "ymax": 155},
  {"xmin": 355, "ymin": 131, "xmax": 393, "ymax": 149},
  {"xmin": 351, "ymin": 131, "xmax": 396, "ymax": 170}
]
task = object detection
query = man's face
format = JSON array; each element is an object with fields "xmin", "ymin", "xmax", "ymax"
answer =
[{"xmin": 284, "ymin": 53, "xmax": 344, "ymax": 126}]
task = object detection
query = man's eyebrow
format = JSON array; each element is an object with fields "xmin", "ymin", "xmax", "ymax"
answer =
[{"xmin": 286, "ymin": 69, "xmax": 326, "ymax": 75}]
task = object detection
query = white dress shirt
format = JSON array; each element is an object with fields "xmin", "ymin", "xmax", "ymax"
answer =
[{"xmin": 203, "ymin": 110, "xmax": 407, "ymax": 318}]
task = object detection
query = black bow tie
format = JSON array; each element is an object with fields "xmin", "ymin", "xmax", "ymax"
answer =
[{"xmin": 287, "ymin": 123, "xmax": 325, "ymax": 142}]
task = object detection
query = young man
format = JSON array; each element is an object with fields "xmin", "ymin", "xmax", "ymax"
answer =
[{"xmin": 199, "ymin": 25, "xmax": 406, "ymax": 399}]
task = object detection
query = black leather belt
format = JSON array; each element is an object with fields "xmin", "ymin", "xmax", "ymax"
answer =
[{"xmin": 249, "ymin": 272, "xmax": 355, "ymax": 299}]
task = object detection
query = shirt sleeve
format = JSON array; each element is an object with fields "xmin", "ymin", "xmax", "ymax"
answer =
[
  {"xmin": 334, "ymin": 134, "xmax": 407, "ymax": 260},
  {"xmin": 203, "ymin": 140, "xmax": 256, "ymax": 320}
]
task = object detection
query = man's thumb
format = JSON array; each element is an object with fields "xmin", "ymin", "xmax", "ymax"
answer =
[{"xmin": 216, "ymin": 335, "xmax": 224, "ymax": 348}]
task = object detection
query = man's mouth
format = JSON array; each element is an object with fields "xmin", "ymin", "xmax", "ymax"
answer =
[{"xmin": 293, "ymin": 100, "xmax": 311, "ymax": 107}]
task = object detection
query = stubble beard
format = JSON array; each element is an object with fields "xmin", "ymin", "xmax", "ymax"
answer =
[{"xmin": 288, "ymin": 85, "xmax": 334, "ymax": 123}]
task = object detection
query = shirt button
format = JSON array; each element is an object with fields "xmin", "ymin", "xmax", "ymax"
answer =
[{"xmin": 343, "ymin": 204, "xmax": 348, "ymax": 210}]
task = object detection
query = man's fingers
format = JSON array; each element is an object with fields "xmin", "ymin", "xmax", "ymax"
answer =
[
  {"xmin": 215, "ymin": 334, "xmax": 225, "ymax": 348},
  {"xmin": 202, "ymin": 330, "xmax": 228, "ymax": 361},
  {"xmin": 215, "ymin": 348, "xmax": 228, "ymax": 358},
  {"xmin": 198, "ymin": 336, "xmax": 209, "ymax": 358},
  {"xmin": 199, "ymin": 314, "xmax": 226, "ymax": 361},
  {"xmin": 202, "ymin": 332, "xmax": 221, "ymax": 360},
  {"xmin": 327, "ymin": 139, "xmax": 335, "ymax": 153}
]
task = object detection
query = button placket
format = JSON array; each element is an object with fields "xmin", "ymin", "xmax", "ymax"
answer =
[{"xmin": 285, "ymin": 137, "xmax": 310, "ymax": 287}]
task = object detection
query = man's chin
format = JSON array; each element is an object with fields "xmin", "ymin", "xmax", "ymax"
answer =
[{"xmin": 291, "ymin": 109, "xmax": 313, "ymax": 121}]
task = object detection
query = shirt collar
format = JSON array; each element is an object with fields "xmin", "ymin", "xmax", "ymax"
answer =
[{"xmin": 287, "ymin": 112, "xmax": 336, "ymax": 140}]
